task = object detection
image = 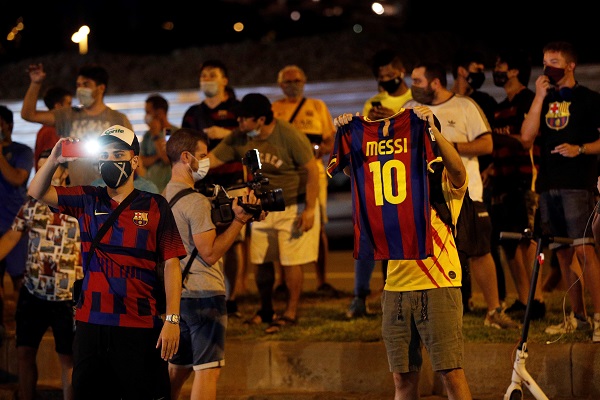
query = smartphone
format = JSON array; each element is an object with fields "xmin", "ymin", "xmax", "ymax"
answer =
[
  {"xmin": 61, "ymin": 140, "xmax": 88, "ymax": 158},
  {"xmin": 371, "ymin": 101, "xmax": 382, "ymax": 108}
]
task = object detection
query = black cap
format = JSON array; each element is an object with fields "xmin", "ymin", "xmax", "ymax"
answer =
[{"xmin": 234, "ymin": 93, "xmax": 273, "ymax": 119}]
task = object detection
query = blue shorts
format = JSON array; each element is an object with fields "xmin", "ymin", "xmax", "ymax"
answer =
[
  {"xmin": 539, "ymin": 189, "xmax": 596, "ymax": 247},
  {"xmin": 170, "ymin": 295, "xmax": 227, "ymax": 370},
  {"xmin": 15, "ymin": 286, "xmax": 74, "ymax": 354},
  {"xmin": 381, "ymin": 287, "xmax": 464, "ymax": 373}
]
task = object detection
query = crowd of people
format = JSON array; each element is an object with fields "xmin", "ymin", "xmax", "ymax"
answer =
[{"xmin": 0, "ymin": 39, "xmax": 599, "ymax": 399}]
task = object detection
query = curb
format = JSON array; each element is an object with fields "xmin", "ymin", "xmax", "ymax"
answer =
[{"xmin": 2, "ymin": 333, "xmax": 598, "ymax": 398}]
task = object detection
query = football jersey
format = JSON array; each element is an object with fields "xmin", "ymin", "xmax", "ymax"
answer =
[
  {"xmin": 327, "ymin": 109, "xmax": 442, "ymax": 260},
  {"xmin": 56, "ymin": 186, "xmax": 186, "ymax": 328}
]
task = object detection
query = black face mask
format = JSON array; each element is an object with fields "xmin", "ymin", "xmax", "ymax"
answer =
[
  {"xmin": 99, "ymin": 160, "xmax": 133, "ymax": 189},
  {"xmin": 410, "ymin": 85, "xmax": 435, "ymax": 105},
  {"xmin": 544, "ymin": 66, "xmax": 566, "ymax": 86},
  {"xmin": 378, "ymin": 77, "xmax": 402, "ymax": 94},
  {"xmin": 467, "ymin": 72, "xmax": 485, "ymax": 90},
  {"xmin": 492, "ymin": 71, "xmax": 509, "ymax": 87}
]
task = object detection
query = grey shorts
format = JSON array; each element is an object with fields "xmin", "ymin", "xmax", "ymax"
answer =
[
  {"xmin": 169, "ymin": 295, "xmax": 227, "ymax": 370},
  {"xmin": 381, "ymin": 287, "xmax": 464, "ymax": 373}
]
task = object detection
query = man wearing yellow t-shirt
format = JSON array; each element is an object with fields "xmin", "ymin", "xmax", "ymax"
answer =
[{"xmin": 272, "ymin": 65, "xmax": 337, "ymax": 296}]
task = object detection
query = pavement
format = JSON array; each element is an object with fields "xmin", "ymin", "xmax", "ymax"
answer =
[{"xmin": 1, "ymin": 250, "xmax": 599, "ymax": 399}]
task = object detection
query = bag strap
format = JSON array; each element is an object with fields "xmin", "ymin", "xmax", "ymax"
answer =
[
  {"xmin": 85, "ymin": 189, "xmax": 139, "ymax": 268},
  {"xmin": 288, "ymin": 97, "xmax": 306, "ymax": 124},
  {"xmin": 168, "ymin": 187, "xmax": 199, "ymax": 282}
]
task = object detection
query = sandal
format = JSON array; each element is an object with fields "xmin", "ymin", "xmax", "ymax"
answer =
[
  {"xmin": 243, "ymin": 310, "xmax": 277, "ymax": 326},
  {"xmin": 264, "ymin": 315, "xmax": 297, "ymax": 334}
]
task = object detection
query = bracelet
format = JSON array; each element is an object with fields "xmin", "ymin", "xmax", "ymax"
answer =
[
  {"xmin": 234, "ymin": 216, "xmax": 247, "ymax": 225},
  {"xmin": 578, "ymin": 145, "xmax": 586, "ymax": 155}
]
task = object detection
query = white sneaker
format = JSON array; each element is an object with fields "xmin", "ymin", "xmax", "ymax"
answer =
[
  {"xmin": 545, "ymin": 312, "xmax": 592, "ymax": 335},
  {"xmin": 593, "ymin": 317, "xmax": 600, "ymax": 343}
]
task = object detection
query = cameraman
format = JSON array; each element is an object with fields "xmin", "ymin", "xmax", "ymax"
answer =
[
  {"xmin": 208, "ymin": 93, "xmax": 320, "ymax": 334},
  {"xmin": 164, "ymin": 128, "xmax": 262, "ymax": 400}
]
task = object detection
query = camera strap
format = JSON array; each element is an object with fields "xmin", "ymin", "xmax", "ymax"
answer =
[
  {"xmin": 288, "ymin": 97, "xmax": 306, "ymax": 124},
  {"xmin": 168, "ymin": 187, "xmax": 199, "ymax": 282}
]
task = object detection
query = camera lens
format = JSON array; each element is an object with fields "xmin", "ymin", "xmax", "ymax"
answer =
[{"xmin": 259, "ymin": 188, "xmax": 285, "ymax": 211}]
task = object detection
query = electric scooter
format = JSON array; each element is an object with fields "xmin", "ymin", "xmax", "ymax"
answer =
[{"xmin": 500, "ymin": 229, "xmax": 573, "ymax": 400}]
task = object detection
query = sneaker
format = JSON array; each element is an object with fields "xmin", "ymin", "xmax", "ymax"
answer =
[
  {"xmin": 316, "ymin": 282, "xmax": 340, "ymax": 298},
  {"xmin": 484, "ymin": 308, "xmax": 520, "ymax": 329},
  {"xmin": 505, "ymin": 300, "xmax": 526, "ymax": 315},
  {"xmin": 593, "ymin": 317, "xmax": 600, "ymax": 343},
  {"xmin": 346, "ymin": 297, "xmax": 371, "ymax": 319},
  {"xmin": 545, "ymin": 312, "xmax": 592, "ymax": 335}
]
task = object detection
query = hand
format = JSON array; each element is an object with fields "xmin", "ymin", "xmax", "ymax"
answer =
[
  {"xmin": 156, "ymin": 322, "xmax": 180, "ymax": 360},
  {"xmin": 412, "ymin": 105, "xmax": 434, "ymax": 123},
  {"xmin": 534, "ymin": 74, "xmax": 551, "ymax": 98},
  {"xmin": 27, "ymin": 63, "xmax": 46, "ymax": 84},
  {"xmin": 333, "ymin": 113, "xmax": 358, "ymax": 128},
  {"xmin": 367, "ymin": 105, "xmax": 395, "ymax": 120},
  {"xmin": 233, "ymin": 191, "xmax": 260, "ymax": 224},
  {"xmin": 55, "ymin": 137, "xmax": 80, "ymax": 162},
  {"xmin": 204, "ymin": 126, "xmax": 232, "ymax": 140},
  {"xmin": 297, "ymin": 207, "xmax": 315, "ymax": 232},
  {"xmin": 550, "ymin": 143, "xmax": 579, "ymax": 158}
]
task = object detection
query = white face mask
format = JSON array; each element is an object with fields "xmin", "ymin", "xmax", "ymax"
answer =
[
  {"xmin": 76, "ymin": 87, "xmax": 94, "ymax": 108},
  {"xmin": 189, "ymin": 154, "xmax": 210, "ymax": 182},
  {"xmin": 200, "ymin": 81, "xmax": 219, "ymax": 98},
  {"xmin": 246, "ymin": 129, "xmax": 260, "ymax": 139}
]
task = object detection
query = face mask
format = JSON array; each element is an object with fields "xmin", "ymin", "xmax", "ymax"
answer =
[
  {"xmin": 379, "ymin": 77, "xmax": 402, "ymax": 94},
  {"xmin": 76, "ymin": 88, "xmax": 94, "ymax": 108},
  {"xmin": 544, "ymin": 66, "xmax": 566, "ymax": 86},
  {"xmin": 200, "ymin": 81, "xmax": 219, "ymax": 98},
  {"xmin": 247, "ymin": 130, "xmax": 260, "ymax": 139},
  {"xmin": 492, "ymin": 71, "xmax": 509, "ymax": 87},
  {"xmin": 410, "ymin": 85, "xmax": 435, "ymax": 105},
  {"xmin": 467, "ymin": 72, "xmax": 485, "ymax": 90},
  {"xmin": 282, "ymin": 83, "xmax": 303, "ymax": 99},
  {"xmin": 189, "ymin": 154, "xmax": 210, "ymax": 182},
  {"xmin": 144, "ymin": 114, "xmax": 152, "ymax": 125},
  {"xmin": 99, "ymin": 160, "xmax": 133, "ymax": 189}
]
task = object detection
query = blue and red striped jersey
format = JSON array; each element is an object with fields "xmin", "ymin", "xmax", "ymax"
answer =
[
  {"xmin": 55, "ymin": 186, "xmax": 186, "ymax": 328},
  {"xmin": 327, "ymin": 109, "xmax": 442, "ymax": 260}
]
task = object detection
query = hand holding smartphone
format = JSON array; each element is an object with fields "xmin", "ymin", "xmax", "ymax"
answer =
[{"xmin": 61, "ymin": 140, "xmax": 88, "ymax": 158}]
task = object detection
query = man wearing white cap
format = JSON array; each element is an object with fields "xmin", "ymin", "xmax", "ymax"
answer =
[{"xmin": 27, "ymin": 125, "xmax": 186, "ymax": 400}]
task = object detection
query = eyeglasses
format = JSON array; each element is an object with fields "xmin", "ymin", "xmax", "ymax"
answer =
[{"xmin": 282, "ymin": 79, "xmax": 303, "ymax": 85}]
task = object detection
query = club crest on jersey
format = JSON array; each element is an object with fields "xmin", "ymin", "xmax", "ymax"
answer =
[
  {"xmin": 545, "ymin": 101, "xmax": 570, "ymax": 131},
  {"xmin": 133, "ymin": 212, "xmax": 149, "ymax": 226}
]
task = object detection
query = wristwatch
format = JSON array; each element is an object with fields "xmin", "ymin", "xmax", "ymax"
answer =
[{"xmin": 165, "ymin": 314, "xmax": 180, "ymax": 324}]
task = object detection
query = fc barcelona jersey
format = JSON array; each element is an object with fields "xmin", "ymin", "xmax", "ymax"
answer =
[{"xmin": 327, "ymin": 109, "xmax": 442, "ymax": 260}]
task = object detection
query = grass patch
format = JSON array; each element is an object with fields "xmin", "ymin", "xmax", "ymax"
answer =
[{"xmin": 227, "ymin": 289, "xmax": 595, "ymax": 344}]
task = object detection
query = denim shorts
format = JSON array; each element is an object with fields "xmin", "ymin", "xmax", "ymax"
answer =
[
  {"xmin": 170, "ymin": 295, "xmax": 227, "ymax": 370},
  {"xmin": 539, "ymin": 189, "xmax": 596, "ymax": 247},
  {"xmin": 381, "ymin": 287, "xmax": 464, "ymax": 373}
]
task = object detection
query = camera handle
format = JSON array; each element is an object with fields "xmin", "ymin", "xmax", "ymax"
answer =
[{"xmin": 500, "ymin": 230, "xmax": 573, "ymax": 400}]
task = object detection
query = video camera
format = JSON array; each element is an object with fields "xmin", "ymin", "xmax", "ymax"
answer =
[{"xmin": 208, "ymin": 149, "xmax": 285, "ymax": 224}]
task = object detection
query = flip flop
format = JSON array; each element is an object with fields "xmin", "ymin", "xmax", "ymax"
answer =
[{"xmin": 264, "ymin": 315, "xmax": 297, "ymax": 334}]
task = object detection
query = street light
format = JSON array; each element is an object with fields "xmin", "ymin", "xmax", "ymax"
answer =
[{"xmin": 71, "ymin": 25, "xmax": 90, "ymax": 55}]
